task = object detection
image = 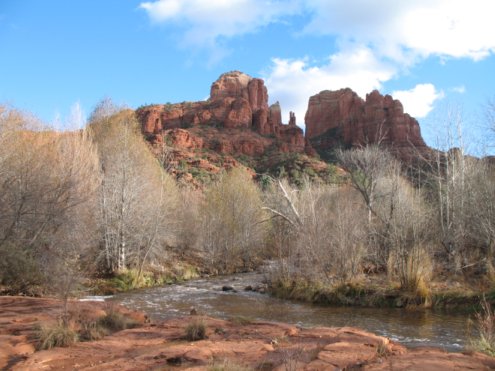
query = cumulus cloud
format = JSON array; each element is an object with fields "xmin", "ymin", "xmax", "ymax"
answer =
[
  {"xmin": 303, "ymin": 0, "xmax": 495, "ymax": 62},
  {"xmin": 140, "ymin": 0, "xmax": 493, "ymax": 121},
  {"xmin": 141, "ymin": 1, "xmax": 495, "ymax": 62},
  {"xmin": 264, "ymin": 46, "xmax": 396, "ymax": 125},
  {"xmin": 139, "ymin": 0, "xmax": 301, "ymax": 47},
  {"xmin": 392, "ymin": 84, "xmax": 444, "ymax": 118}
]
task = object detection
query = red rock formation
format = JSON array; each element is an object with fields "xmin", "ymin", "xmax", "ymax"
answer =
[
  {"xmin": 288, "ymin": 111, "xmax": 296, "ymax": 126},
  {"xmin": 137, "ymin": 72, "xmax": 428, "ymax": 173},
  {"xmin": 305, "ymin": 88, "xmax": 427, "ymax": 159},
  {"xmin": 163, "ymin": 128, "xmax": 204, "ymax": 149},
  {"xmin": 137, "ymin": 71, "xmax": 307, "ymax": 157},
  {"xmin": 7, "ymin": 297, "xmax": 494, "ymax": 371}
]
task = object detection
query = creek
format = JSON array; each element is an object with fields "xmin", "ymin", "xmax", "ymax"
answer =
[{"xmin": 109, "ymin": 271, "xmax": 472, "ymax": 351}]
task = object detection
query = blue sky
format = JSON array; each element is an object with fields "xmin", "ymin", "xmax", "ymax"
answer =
[{"xmin": 1, "ymin": 0, "xmax": 494, "ymax": 152}]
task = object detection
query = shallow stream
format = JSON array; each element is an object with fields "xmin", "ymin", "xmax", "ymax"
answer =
[{"xmin": 109, "ymin": 271, "xmax": 472, "ymax": 351}]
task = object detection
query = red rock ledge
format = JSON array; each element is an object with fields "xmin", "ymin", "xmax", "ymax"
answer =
[{"xmin": 1, "ymin": 296, "xmax": 493, "ymax": 370}]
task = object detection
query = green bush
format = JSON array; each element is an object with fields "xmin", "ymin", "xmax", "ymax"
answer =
[{"xmin": 109, "ymin": 269, "xmax": 156, "ymax": 291}]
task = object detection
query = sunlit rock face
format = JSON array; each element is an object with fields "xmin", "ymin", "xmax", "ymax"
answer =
[
  {"xmin": 304, "ymin": 88, "xmax": 427, "ymax": 160},
  {"xmin": 137, "ymin": 71, "xmax": 308, "ymax": 157},
  {"xmin": 137, "ymin": 72, "xmax": 429, "ymax": 166}
]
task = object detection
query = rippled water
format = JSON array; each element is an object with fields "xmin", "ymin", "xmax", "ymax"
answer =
[{"xmin": 109, "ymin": 272, "xmax": 472, "ymax": 351}]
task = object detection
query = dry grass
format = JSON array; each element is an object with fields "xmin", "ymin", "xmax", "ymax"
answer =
[
  {"xmin": 97, "ymin": 310, "xmax": 139, "ymax": 332},
  {"xmin": 185, "ymin": 318, "xmax": 207, "ymax": 341},
  {"xmin": 78, "ymin": 320, "xmax": 108, "ymax": 341},
  {"xmin": 470, "ymin": 296, "xmax": 495, "ymax": 356},
  {"xmin": 230, "ymin": 315, "xmax": 253, "ymax": 326},
  {"xmin": 376, "ymin": 340, "xmax": 390, "ymax": 358},
  {"xmin": 208, "ymin": 358, "xmax": 252, "ymax": 371},
  {"xmin": 36, "ymin": 321, "xmax": 78, "ymax": 350},
  {"xmin": 389, "ymin": 246, "xmax": 432, "ymax": 301}
]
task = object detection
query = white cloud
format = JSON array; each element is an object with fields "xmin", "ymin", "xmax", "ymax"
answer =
[
  {"xmin": 139, "ymin": 0, "xmax": 301, "ymax": 48},
  {"xmin": 140, "ymin": 0, "xmax": 495, "ymax": 65},
  {"xmin": 264, "ymin": 46, "xmax": 396, "ymax": 126},
  {"xmin": 392, "ymin": 84, "xmax": 444, "ymax": 118},
  {"xmin": 303, "ymin": 0, "xmax": 495, "ymax": 62},
  {"xmin": 140, "ymin": 0, "xmax": 492, "ymax": 123},
  {"xmin": 141, "ymin": 1, "xmax": 495, "ymax": 62},
  {"xmin": 452, "ymin": 85, "xmax": 466, "ymax": 94}
]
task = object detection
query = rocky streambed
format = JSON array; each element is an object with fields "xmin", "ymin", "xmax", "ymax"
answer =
[
  {"xmin": 110, "ymin": 271, "xmax": 473, "ymax": 351},
  {"xmin": 1, "ymin": 295, "xmax": 494, "ymax": 370}
]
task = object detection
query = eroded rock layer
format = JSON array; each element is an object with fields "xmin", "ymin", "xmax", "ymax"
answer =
[
  {"xmin": 304, "ymin": 89, "xmax": 427, "ymax": 159},
  {"xmin": 137, "ymin": 71, "xmax": 307, "ymax": 157},
  {"xmin": 136, "ymin": 71, "xmax": 429, "ymax": 182}
]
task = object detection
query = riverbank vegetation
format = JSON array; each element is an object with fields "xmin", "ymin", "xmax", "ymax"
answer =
[{"xmin": 1, "ymin": 101, "xmax": 495, "ymax": 314}]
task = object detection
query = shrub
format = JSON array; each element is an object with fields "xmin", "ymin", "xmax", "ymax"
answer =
[
  {"xmin": 389, "ymin": 246, "xmax": 432, "ymax": 300},
  {"xmin": 109, "ymin": 270, "xmax": 138, "ymax": 291},
  {"xmin": 37, "ymin": 321, "xmax": 78, "ymax": 350},
  {"xmin": 376, "ymin": 340, "xmax": 390, "ymax": 358},
  {"xmin": 98, "ymin": 311, "xmax": 139, "ymax": 332},
  {"xmin": 471, "ymin": 296, "xmax": 495, "ymax": 356},
  {"xmin": 198, "ymin": 168, "xmax": 267, "ymax": 273},
  {"xmin": 185, "ymin": 319, "xmax": 207, "ymax": 341},
  {"xmin": 79, "ymin": 320, "xmax": 107, "ymax": 341},
  {"xmin": 0, "ymin": 242, "xmax": 44, "ymax": 294}
]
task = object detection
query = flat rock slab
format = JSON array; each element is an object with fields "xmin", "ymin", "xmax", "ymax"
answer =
[{"xmin": 1, "ymin": 296, "xmax": 494, "ymax": 370}]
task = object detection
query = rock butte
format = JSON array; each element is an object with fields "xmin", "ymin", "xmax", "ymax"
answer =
[
  {"xmin": 304, "ymin": 89, "xmax": 428, "ymax": 161},
  {"xmin": 2, "ymin": 296, "xmax": 494, "ymax": 370},
  {"xmin": 137, "ymin": 71, "xmax": 309, "ymax": 158},
  {"xmin": 137, "ymin": 71, "xmax": 428, "ymax": 164}
]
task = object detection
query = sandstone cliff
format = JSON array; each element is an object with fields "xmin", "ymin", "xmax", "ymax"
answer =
[
  {"xmin": 136, "ymin": 71, "xmax": 328, "ymax": 186},
  {"xmin": 137, "ymin": 71, "xmax": 307, "ymax": 156},
  {"xmin": 304, "ymin": 88, "xmax": 428, "ymax": 160},
  {"xmin": 135, "ymin": 72, "xmax": 429, "ymax": 185}
]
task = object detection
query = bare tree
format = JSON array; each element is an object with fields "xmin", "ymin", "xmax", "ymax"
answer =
[
  {"xmin": 485, "ymin": 97, "xmax": 495, "ymax": 145},
  {"xmin": 0, "ymin": 107, "xmax": 100, "ymax": 303},
  {"xmin": 324, "ymin": 188, "xmax": 367, "ymax": 283},
  {"xmin": 198, "ymin": 167, "xmax": 267, "ymax": 273},
  {"xmin": 459, "ymin": 157, "xmax": 495, "ymax": 274},
  {"xmin": 337, "ymin": 145, "xmax": 400, "ymax": 223},
  {"xmin": 336, "ymin": 146, "xmax": 403, "ymax": 266},
  {"xmin": 88, "ymin": 97, "xmax": 124, "ymax": 123},
  {"xmin": 420, "ymin": 108, "xmax": 477, "ymax": 272},
  {"xmin": 90, "ymin": 109, "xmax": 178, "ymax": 277},
  {"xmin": 384, "ymin": 178, "xmax": 433, "ymax": 292},
  {"xmin": 263, "ymin": 178, "xmax": 367, "ymax": 284}
]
